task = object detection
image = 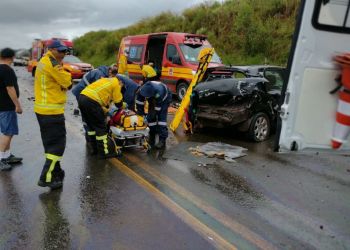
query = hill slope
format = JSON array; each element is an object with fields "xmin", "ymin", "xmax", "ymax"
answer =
[{"xmin": 74, "ymin": 0, "xmax": 300, "ymax": 67}]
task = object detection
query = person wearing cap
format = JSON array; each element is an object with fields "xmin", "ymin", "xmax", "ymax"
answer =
[
  {"xmin": 117, "ymin": 49, "xmax": 129, "ymax": 77},
  {"xmin": 78, "ymin": 77, "xmax": 124, "ymax": 158},
  {"xmin": 135, "ymin": 79, "xmax": 172, "ymax": 149},
  {"xmin": 0, "ymin": 48, "xmax": 23, "ymax": 171},
  {"xmin": 34, "ymin": 39, "xmax": 72, "ymax": 189},
  {"xmin": 141, "ymin": 60, "xmax": 157, "ymax": 83}
]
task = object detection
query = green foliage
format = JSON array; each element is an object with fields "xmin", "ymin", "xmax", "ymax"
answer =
[{"xmin": 74, "ymin": 0, "xmax": 300, "ymax": 67}]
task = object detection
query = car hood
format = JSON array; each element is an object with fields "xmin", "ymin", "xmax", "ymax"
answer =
[
  {"xmin": 194, "ymin": 77, "xmax": 268, "ymax": 98},
  {"xmin": 68, "ymin": 62, "xmax": 92, "ymax": 68}
]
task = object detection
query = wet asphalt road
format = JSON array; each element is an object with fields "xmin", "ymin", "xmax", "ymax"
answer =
[{"xmin": 0, "ymin": 67, "xmax": 350, "ymax": 250}]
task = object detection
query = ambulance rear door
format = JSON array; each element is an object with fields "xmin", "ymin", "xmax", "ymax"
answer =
[{"xmin": 277, "ymin": 0, "xmax": 350, "ymax": 152}]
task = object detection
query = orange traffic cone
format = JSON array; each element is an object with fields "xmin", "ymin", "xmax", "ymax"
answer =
[{"xmin": 332, "ymin": 53, "xmax": 350, "ymax": 149}]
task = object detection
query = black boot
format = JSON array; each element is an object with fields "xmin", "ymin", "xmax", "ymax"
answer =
[
  {"xmin": 87, "ymin": 141, "xmax": 98, "ymax": 155},
  {"xmin": 86, "ymin": 132, "xmax": 98, "ymax": 155},
  {"xmin": 148, "ymin": 132, "xmax": 156, "ymax": 147},
  {"xmin": 38, "ymin": 160, "xmax": 64, "ymax": 189},
  {"xmin": 97, "ymin": 135, "xmax": 121, "ymax": 159}
]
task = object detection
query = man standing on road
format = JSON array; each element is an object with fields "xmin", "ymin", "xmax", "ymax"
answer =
[
  {"xmin": 34, "ymin": 40, "xmax": 72, "ymax": 189},
  {"xmin": 0, "ymin": 48, "xmax": 23, "ymax": 171}
]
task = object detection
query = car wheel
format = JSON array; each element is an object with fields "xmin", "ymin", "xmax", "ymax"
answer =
[
  {"xmin": 32, "ymin": 67, "xmax": 36, "ymax": 77},
  {"xmin": 247, "ymin": 112, "xmax": 270, "ymax": 142},
  {"xmin": 176, "ymin": 82, "xmax": 188, "ymax": 101}
]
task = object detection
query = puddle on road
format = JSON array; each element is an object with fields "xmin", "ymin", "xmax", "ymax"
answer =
[{"xmin": 190, "ymin": 164, "xmax": 262, "ymax": 208}]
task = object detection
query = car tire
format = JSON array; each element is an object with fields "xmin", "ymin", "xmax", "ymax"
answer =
[
  {"xmin": 176, "ymin": 82, "xmax": 188, "ymax": 101},
  {"xmin": 247, "ymin": 112, "xmax": 271, "ymax": 142},
  {"xmin": 32, "ymin": 67, "xmax": 36, "ymax": 77}
]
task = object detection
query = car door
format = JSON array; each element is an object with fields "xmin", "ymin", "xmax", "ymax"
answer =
[{"xmin": 276, "ymin": 0, "xmax": 350, "ymax": 152}]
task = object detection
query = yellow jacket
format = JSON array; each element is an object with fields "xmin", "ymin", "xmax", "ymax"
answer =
[
  {"xmin": 142, "ymin": 65, "xmax": 157, "ymax": 78},
  {"xmin": 118, "ymin": 54, "xmax": 128, "ymax": 75},
  {"xmin": 81, "ymin": 78, "xmax": 123, "ymax": 110},
  {"xmin": 34, "ymin": 51, "xmax": 72, "ymax": 115}
]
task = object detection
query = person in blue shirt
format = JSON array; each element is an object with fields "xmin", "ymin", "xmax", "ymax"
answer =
[
  {"xmin": 115, "ymin": 74, "xmax": 139, "ymax": 111},
  {"xmin": 135, "ymin": 80, "xmax": 172, "ymax": 149},
  {"xmin": 72, "ymin": 65, "xmax": 112, "ymax": 99}
]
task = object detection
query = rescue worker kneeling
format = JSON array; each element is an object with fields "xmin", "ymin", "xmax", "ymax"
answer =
[
  {"xmin": 136, "ymin": 80, "xmax": 172, "ymax": 149},
  {"xmin": 78, "ymin": 77, "xmax": 124, "ymax": 158}
]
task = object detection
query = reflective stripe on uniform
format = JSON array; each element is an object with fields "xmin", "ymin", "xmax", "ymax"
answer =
[
  {"xmin": 160, "ymin": 82, "xmax": 169, "ymax": 102},
  {"xmin": 87, "ymin": 131, "xmax": 96, "ymax": 136},
  {"xmin": 155, "ymin": 107, "xmax": 161, "ymax": 111},
  {"xmin": 96, "ymin": 134, "xmax": 109, "ymax": 154},
  {"xmin": 41, "ymin": 74, "xmax": 47, "ymax": 103},
  {"xmin": 83, "ymin": 88, "xmax": 104, "ymax": 106},
  {"xmin": 148, "ymin": 122, "xmax": 157, "ymax": 127},
  {"xmin": 83, "ymin": 81, "xmax": 113, "ymax": 107},
  {"xmin": 83, "ymin": 74, "xmax": 90, "ymax": 86},
  {"xmin": 45, "ymin": 153, "xmax": 62, "ymax": 182},
  {"xmin": 158, "ymin": 121, "xmax": 167, "ymax": 126},
  {"xmin": 34, "ymin": 103, "xmax": 65, "ymax": 109},
  {"xmin": 136, "ymin": 100, "xmax": 144, "ymax": 105}
]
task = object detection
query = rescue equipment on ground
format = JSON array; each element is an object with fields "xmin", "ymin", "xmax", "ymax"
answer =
[
  {"xmin": 109, "ymin": 109, "xmax": 150, "ymax": 149},
  {"xmin": 331, "ymin": 53, "xmax": 350, "ymax": 149},
  {"xmin": 170, "ymin": 48, "xmax": 214, "ymax": 132}
]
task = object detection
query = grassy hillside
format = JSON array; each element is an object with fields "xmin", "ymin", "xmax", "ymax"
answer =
[{"xmin": 73, "ymin": 0, "xmax": 300, "ymax": 67}]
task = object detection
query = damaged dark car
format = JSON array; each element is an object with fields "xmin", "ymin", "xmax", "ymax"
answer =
[{"xmin": 189, "ymin": 66, "xmax": 285, "ymax": 142}]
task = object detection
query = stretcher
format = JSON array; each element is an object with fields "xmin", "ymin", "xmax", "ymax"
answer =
[{"xmin": 108, "ymin": 110, "xmax": 150, "ymax": 150}]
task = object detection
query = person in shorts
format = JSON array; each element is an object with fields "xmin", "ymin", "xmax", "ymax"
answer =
[{"xmin": 0, "ymin": 48, "xmax": 23, "ymax": 171}]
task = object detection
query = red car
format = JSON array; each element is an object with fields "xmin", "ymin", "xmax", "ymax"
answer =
[{"xmin": 62, "ymin": 55, "xmax": 93, "ymax": 81}]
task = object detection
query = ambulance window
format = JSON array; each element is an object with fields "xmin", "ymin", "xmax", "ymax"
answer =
[
  {"xmin": 312, "ymin": 0, "xmax": 350, "ymax": 33},
  {"xmin": 166, "ymin": 44, "xmax": 179, "ymax": 61},
  {"xmin": 128, "ymin": 45, "xmax": 143, "ymax": 62}
]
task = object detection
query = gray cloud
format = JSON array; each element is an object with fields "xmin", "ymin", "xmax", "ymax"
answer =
[{"xmin": 0, "ymin": 0, "xmax": 206, "ymax": 49}]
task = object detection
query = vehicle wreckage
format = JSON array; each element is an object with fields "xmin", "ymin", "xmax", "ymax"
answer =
[{"xmin": 188, "ymin": 76, "xmax": 282, "ymax": 142}]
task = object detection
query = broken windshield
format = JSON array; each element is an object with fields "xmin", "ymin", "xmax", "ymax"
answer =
[{"xmin": 179, "ymin": 44, "xmax": 222, "ymax": 64}]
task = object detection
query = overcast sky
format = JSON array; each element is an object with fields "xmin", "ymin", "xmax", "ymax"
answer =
[{"xmin": 0, "ymin": 0, "xmax": 207, "ymax": 50}]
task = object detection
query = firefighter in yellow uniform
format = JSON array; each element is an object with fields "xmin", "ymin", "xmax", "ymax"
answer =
[
  {"xmin": 117, "ymin": 49, "xmax": 129, "ymax": 77},
  {"xmin": 78, "ymin": 77, "xmax": 124, "ymax": 158},
  {"xmin": 34, "ymin": 40, "xmax": 72, "ymax": 189},
  {"xmin": 141, "ymin": 61, "xmax": 157, "ymax": 83}
]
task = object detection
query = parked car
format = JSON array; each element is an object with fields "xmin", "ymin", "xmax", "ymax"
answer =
[
  {"xmin": 14, "ymin": 49, "xmax": 30, "ymax": 66},
  {"xmin": 189, "ymin": 66, "xmax": 286, "ymax": 142},
  {"xmin": 13, "ymin": 57, "xmax": 29, "ymax": 66},
  {"xmin": 62, "ymin": 55, "xmax": 93, "ymax": 81}
]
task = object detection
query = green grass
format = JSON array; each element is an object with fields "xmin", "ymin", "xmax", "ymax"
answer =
[{"xmin": 74, "ymin": 0, "xmax": 300, "ymax": 67}]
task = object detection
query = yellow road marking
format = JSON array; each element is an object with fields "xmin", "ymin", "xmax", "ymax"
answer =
[
  {"xmin": 109, "ymin": 158, "xmax": 237, "ymax": 250},
  {"xmin": 125, "ymin": 153, "xmax": 277, "ymax": 250}
]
